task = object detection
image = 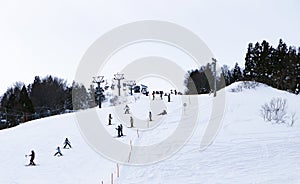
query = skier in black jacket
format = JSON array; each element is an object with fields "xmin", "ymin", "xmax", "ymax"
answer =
[
  {"xmin": 63, "ymin": 138, "xmax": 72, "ymax": 149},
  {"xmin": 27, "ymin": 150, "xmax": 36, "ymax": 166}
]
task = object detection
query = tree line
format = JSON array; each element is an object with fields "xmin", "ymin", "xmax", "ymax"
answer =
[
  {"xmin": 185, "ymin": 39, "xmax": 300, "ymax": 95},
  {"xmin": 0, "ymin": 75, "xmax": 97, "ymax": 128}
]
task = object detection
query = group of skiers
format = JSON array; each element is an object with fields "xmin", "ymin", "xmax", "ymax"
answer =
[
  {"xmin": 26, "ymin": 138, "xmax": 72, "ymax": 166},
  {"xmin": 108, "ymin": 100, "xmax": 169, "ymax": 138},
  {"xmin": 151, "ymin": 91, "xmax": 172, "ymax": 102}
]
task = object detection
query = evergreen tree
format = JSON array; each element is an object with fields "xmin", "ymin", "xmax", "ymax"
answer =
[
  {"xmin": 243, "ymin": 39, "xmax": 299, "ymax": 94},
  {"xmin": 19, "ymin": 85, "xmax": 35, "ymax": 118},
  {"xmin": 244, "ymin": 43, "xmax": 255, "ymax": 80},
  {"xmin": 232, "ymin": 62, "xmax": 243, "ymax": 82}
]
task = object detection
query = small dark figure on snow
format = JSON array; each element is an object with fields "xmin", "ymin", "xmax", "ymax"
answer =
[
  {"xmin": 149, "ymin": 111, "xmax": 152, "ymax": 121},
  {"xmin": 130, "ymin": 116, "xmax": 134, "ymax": 128},
  {"xmin": 27, "ymin": 150, "xmax": 36, "ymax": 166},
  {"xmin": 63, "ymin": 138, "xmax": 72, "ymax": 149},
  {"xmin": 116, "ymin": 125, "xmax": 121, "ymax": 137},
  {"xmin": 108, "ymin": 113, "xmax": 113, "ymax": 125},
  {"xmin": 168, "ymin": 93, "xmax": 171, "ymax": 102},
  {"xmin": 158, "ymin": 109, "xmax": 167, "ymax": 115},
  {"xmin": 120, "ymin": 124, "xmax": 124, "ymax": 136},
  {"xmin": 174, "ymin": 90, "xmax": 177, "ymax": 95},
  {"xmin": 160, "ymin": 91, "xmax": 163, "ymax": 100},
  {"xmin": 152, "ymin": 91, "xmax": 155, "ymax": 100},
  {"xmin": 54, "ymin": 146, "xmax": 63, "ymax": 157},
  {"xmin": 124, "ymin": 105, "xmax": 130, "ymax": 114}
]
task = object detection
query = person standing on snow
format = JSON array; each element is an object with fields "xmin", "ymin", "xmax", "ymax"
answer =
[
  {"xmin": 108, "ymin": 113, "xmax": 113, "ymax": 125},
  {"xmin": 63, "ymin": 138, "xmax": 72, "ymax": 149},
  {"xmin": 152, "ymin": 91, "xmax": 155, "ymax": 100},
  {"xmin": 54, "ymin": 146, "xmax": 63, "ymax": 156},
  {"xmin": 130, "ymin": 116, "xmax": 134, "ymax": 128},
  {"xmin": 120, "ymin": 124, "xmax": 124, "ymax": 136},
  {"xmin": 149, "ymin": 111, "xmax": 152, "ymax": 121},
  {"xmin": 26, "ymin": 150, "xmax": 36, "ymax": 166},
  {"xmin": 116, "ymin": 125, "xmax": 121, "ymax": 137}
]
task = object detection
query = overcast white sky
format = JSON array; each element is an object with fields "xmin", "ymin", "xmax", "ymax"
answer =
[{"xmin": 0, "ymin": 0, "xmax": 299, "ymax": 94}]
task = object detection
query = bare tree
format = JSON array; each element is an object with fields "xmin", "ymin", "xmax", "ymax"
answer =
[
  {"xmin": 289, "ymin": 112, "xmax": 297, "ymax": 127},
  {"xmin": 261, "ymin": 97, "xmax": 287, "ymax": 124}
]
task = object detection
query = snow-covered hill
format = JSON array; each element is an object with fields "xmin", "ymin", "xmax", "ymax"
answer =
[{"xmin": 1, "ymin": 82, "xmax": 299, "ymax": 184}]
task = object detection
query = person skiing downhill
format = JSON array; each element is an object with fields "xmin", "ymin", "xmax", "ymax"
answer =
[
  {"xmin": 54, "ymin": 146, "xmax": 63, "ymax": 156},
  {"xmin": 26, "ymin": 150, "xmax": 36, "ymax": 166},
  {"xmin": 124, "ymin": 105, "xmax": 130, "ymax": 114},
  {"xmin": 63, "ymin": 138, "xmax": 72, "ymax": 149}
]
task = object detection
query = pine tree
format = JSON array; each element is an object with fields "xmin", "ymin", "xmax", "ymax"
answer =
[
  {"xmin": 244, "ymin": 43, "xmax": 255, "ymax": 80},
  {"xmin": 232, "ymin": 62, "xmax": 243, "ymax": 82}
]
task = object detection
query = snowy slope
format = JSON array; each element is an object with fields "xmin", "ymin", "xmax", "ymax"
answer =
[{"xmin": 1, "ymin": 82, "xmax": 300, "ymax": 184}]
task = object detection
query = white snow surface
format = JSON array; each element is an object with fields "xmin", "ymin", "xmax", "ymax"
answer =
[{"xmin": 0, "ymin": 82, "xmax": 300, "ymax": 184}]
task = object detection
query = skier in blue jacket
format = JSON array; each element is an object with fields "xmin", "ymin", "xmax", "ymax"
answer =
[{"xmin": 54, "ymin": 146, "xmax": 63, "ymax": 156}]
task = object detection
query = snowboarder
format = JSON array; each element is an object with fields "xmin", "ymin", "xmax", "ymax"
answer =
[
  {"xmin": 26, "ymin": 150, "xmax": 36, "ymax": 166},
  {"xmin": 108, "ymin": 113, "xmax": 113, "ymax": 125},
  {"xmin": 124, "ymin": 105, "xmax": 130, "ymax": 114},
  {"xmin": 168, "ymin": 93, "xmax": 171, "ymax": 102},
  {"xmin": 63, "ymin": 138, "xmax": 72, "ymax": 149},
  {"xmin": 54, "ymin": 146, "xmax": 63, "ymax": 156},
  {"xmin": 149, "ymin": 111, "xmax": 152, "ymax": 121},
  {"xmin": 130, "ymin": 116, "xmax": 134, "ymax": 128}
]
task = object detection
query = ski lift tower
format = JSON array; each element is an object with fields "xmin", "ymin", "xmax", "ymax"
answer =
[
  {"xmin": 126, "ymin": 80, "xmax": 136, "ymax": 95},
  {"xmin": 113, "ymin": 73, "xmax": 125, "ymax": 96},
  {"xmin": 92, "ymin": 76, "xmax": 105, "ymax": 108}
]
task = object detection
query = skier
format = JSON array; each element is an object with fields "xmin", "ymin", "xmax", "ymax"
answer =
[
  {"xmin": 26, "ymin": 150, "xmax": 36, "ymax": 166},
  {"xmin": 54, "ymin": 146, "xmax": 63, "ymax": 156},
  {"xmin": 130, "ymin": 116, "xmax": 134, "ymax": 128},
  {"xmin": 63, "ymin": 138, "xmax": 72, "ymax": 149},
  {"xmin": 160, "ymin": 91, "xmax": 163, "ymax": 100},
  {"xmin": 108, "ymin": 113, "xmax": 113, "ymax": 125},
  {"xmin": 124, "ymin": 105, "xmax": 130, "ymax": 114},
  {"xmin": 120, "ymin": 124, "xmax": 124, "ymax": 136},
  {"xmin": 168, "ymin": 93, "xmax": 171, "ymax": 102},
  {"xmin": 152, "ymin": 91, "xmax": 155, "ymax": 100},
  {"xmin": 174, "ymin": 90, "xmax": 177, "ymax": 95},
  {"xmin": 116, "ymin": 125, "xmax": 121, "ymax": 137},
  {"xmin": 149, "ymin": 111, "xmax": 152, "ymax": 121}
]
